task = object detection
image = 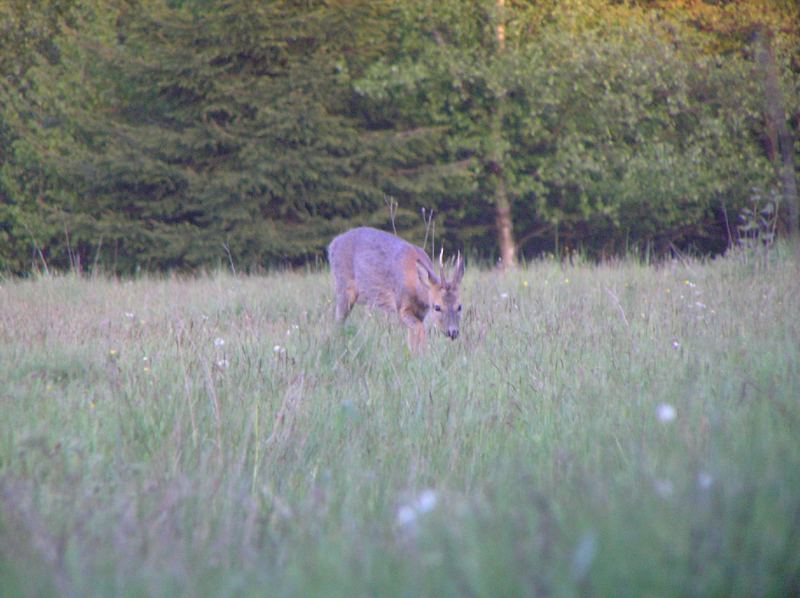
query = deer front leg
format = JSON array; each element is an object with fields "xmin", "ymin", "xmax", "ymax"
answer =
[
  {"xmin": 400, "ymin": 308, "xmax": 426, "ymax": 353},
  {"xmin": 335, "ymin": 283, "xmax": 357, "ymax": 322}
]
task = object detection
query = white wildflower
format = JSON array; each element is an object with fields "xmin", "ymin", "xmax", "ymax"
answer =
[
  {"xmin": 396, "ymin": 489, "xmax": 439, "ymax": 529},
  {"xmin": 124, "ymin": 312, "xmax": 135, "ymax": 319},
  {"xmin": 672, "ymin": 340, "xmax": 681, "ymax": 350},
  {"xmin": 500, "ymin": 292, "xmax": 509, "ymax": 299},
  {"xmin": 396, "ymin": 506, "xmax": 417, "ymax": 528},
  {"xmin": 415, "ymin": 489, "xmax": 438, "ymax": 514},
  {"xmin": 656, "ymin": 403, "xmax": 677, "ymax": 423},
  {"xmin": 654, "ymin": 479, "xmax": 674, "ymax": 498},
  {"xmin": 697, "ymin": 472, "xmax": 713, "ymax": 490},
  {"xmin": 213, "ymin": 337, "xmax": 225, "ymax": 347},
  {"xmin": 570, "ymin": 532, "xmax": 598, "ymax": 582}
]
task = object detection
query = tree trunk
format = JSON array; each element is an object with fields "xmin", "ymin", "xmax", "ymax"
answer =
[
  {"xmin": 492, "ymin": 0, "xmax": 517, "ymax": 268},
  {"xmin": 494, "ymin": 179, "xmax": 516, "ymax": 266},
  {"xmin": 757, "ymin": 26, "xmax": 799, "ymax": 239}
]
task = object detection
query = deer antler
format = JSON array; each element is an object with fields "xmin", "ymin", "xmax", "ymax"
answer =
[{"xmin": 452, "ymin": 250, "xmax": 464, "ymax": 285}]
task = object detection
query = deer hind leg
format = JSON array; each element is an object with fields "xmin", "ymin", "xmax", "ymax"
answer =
[{"xmin": 335, "ymin": 282, "xmax": 357, "ymax": 322}]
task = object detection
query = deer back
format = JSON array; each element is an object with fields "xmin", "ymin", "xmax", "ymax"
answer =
[{"xmin": 329, "ymin": 227, "xmax": 432, "ymax": 311}]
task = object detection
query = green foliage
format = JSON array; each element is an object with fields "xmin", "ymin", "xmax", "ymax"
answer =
[
  {"xmin": 356, "ymin": 1, "xmax": 791, "ymax": 258},
  {"xmin": 1, "ymin": 254, "xmax": 799, "ymax": 593},
  {"xmin": 56, "ymin": 1, "xmax": 389, "ymax": 271},
  {"xmin": 0, "ymin": 0, "xmax": 121, "ymax": 272},
  {"xmin": 1, "ymin": 1, "xmax": 391, "ymax": 273},
  {"xmin": 0, "ymin": 0, "xmax": 798, "ymax": 272},
  {"xmin": 519, "ymin": 19, "xmax": 777, "ymax": 254}
]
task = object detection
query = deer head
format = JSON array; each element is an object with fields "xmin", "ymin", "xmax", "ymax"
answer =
[{"xmin": 416, "ymin": 251, "xmax": 465, "ymax": 340}]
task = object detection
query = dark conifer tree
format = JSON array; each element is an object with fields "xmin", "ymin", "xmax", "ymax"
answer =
[{"xmin": 73, "ymin": 1, "xmax": 387, "ymax": 271}]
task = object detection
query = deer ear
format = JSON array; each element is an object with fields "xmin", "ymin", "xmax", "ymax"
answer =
[
  {"xmin": 451, "ymin": 251, "xmax": 465, "ymax": 286},
  {"xmin": 416, "ymin": 260, "xmax": 440, "ymax": 288}
]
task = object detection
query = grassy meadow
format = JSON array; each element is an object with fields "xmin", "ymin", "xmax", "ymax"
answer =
[{"xmin": 1, "ymin": 248, "xmax": 799, "ymax": 596}]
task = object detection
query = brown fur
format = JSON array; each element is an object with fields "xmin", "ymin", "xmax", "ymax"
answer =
[{"xmin": 328, "ymin": 227, "xmax": 465, "ymax": 352}]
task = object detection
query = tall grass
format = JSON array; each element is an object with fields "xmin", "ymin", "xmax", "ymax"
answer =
[{"xmin": 1, "ymin": 248, "xmax": 799, "ymax": 596}]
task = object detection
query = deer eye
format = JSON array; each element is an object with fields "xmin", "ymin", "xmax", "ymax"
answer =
[
  {"xmin": 434, "ymin": 304, "xmax": 441, "ymax": 312},
  {"xmin": 457, "ymin": 305, "xmax": 462, "ymax": 312}
]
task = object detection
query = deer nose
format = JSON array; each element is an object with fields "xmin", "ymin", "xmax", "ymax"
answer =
[{"xmin": 447, "ymin": 327, "xmax": 459, "ymax": 340}]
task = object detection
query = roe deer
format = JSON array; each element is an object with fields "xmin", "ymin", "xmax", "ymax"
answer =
[{"xmin": 328, "ymin": 227, "xmax": 465, "ymax": 351}]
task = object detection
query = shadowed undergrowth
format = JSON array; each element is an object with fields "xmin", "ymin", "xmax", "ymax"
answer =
[{"xmin": 1, "ymin": 249, "xmax": 799, "ymax": 596}]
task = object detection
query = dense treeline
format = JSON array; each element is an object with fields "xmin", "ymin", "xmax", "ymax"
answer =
[{"xmin": 1, "ymin": 0, "xmax": 798, "ymax": 273}]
